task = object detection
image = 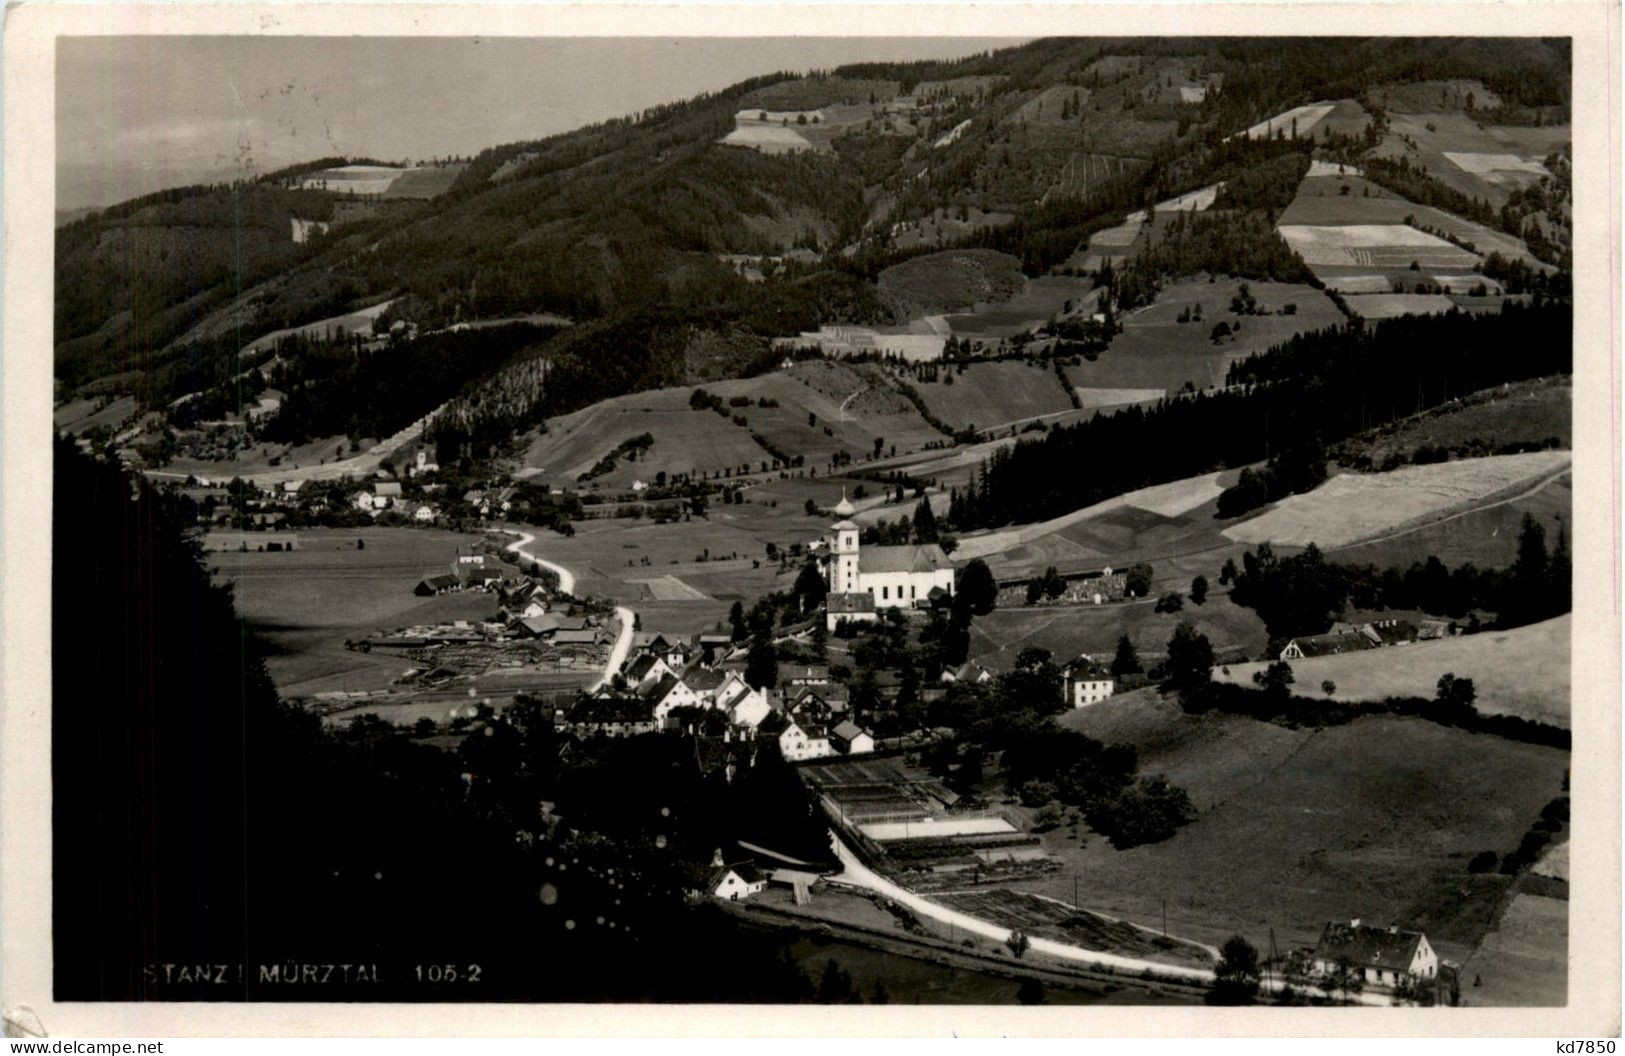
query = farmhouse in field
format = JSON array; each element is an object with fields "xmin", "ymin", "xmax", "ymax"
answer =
[
  {"xmin": 706, "ymin": 861, "xmax": 767, "ymax": 901},
  {"xmin": 775, "ymin": 325, "xmax": 946, "ymax": 363},
  {"xmin": 413, "ymin": 573, "xmax": 459, "ymax": 596},
  {"xmin": 1063, "ymin": 656, "xmax": 1115, "ymax": 708},
  {"xmin": 1278, "ymin": 630, "xmax": 1376, "ymax": 661},
  {"xmin": 820, "ymin": 493, "xmax": 955, "ymax": 622},
  {"xmin": 1312, "ymin": 918, "xmax": 1438, "ymax": 988}
]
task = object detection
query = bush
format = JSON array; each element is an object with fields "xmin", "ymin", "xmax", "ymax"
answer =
[
  {"xmin": 1467, "ymin": 851, "xmax": 1498, "ymax": 874},
  {"xmin": 1155, "ymin": 591, "xmax": 1185, "ymax": 613}
]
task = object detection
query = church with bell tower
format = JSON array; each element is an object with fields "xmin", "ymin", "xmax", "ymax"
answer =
[{"xmin": 819, "ymin": 491, "xmax": 956, "ymax": 625}]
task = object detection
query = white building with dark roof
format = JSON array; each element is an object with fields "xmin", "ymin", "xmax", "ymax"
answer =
[
  {"xmin": 1312, "ymin": 918, "xmax": 1438, "ymax": 989},
  {"xmin": 820, "ymin": 492, "xmax": 955, "ymax": 617}
]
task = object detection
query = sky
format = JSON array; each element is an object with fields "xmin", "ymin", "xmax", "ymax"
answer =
[{"xmin": 56, "ymin": 36, "xmax": 1023, "ymax": 212}]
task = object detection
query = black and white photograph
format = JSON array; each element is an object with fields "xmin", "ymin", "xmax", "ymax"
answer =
[{"xmin": 4, "ymin": 2, "xmax": 1619, "ymax": 1039}]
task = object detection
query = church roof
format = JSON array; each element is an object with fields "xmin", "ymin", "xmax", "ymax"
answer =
[
  {"xmin": 860, "ymin": 544, "xmax": 953, "ymax": 574},
  {"xmin": 832, "ymin": 491, "xmax": 856, "ymax": 517},
  {"xmin": 830, "ymin": 519, "xmax": 860, "ymax": 531}
]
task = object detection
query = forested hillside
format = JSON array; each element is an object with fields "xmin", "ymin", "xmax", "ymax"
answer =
[{"xmin": 56, "ymin": 36, "xmax": 1571, "ymax": 472}]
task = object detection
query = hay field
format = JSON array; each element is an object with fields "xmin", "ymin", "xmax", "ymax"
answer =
[
  {"xmin": 629, "ymin": 574, "xmax": 712, "ymax": 602},
  {"xmin": 968, "ymin": 596, "xmax": 1268, "ymax": 671},
  {"xmin": 1464, "ymin": 892, "xmax": 1567, "ymax": 1007},
  {"xmin": 1323, "ymin": 275, "xmax": 1396, "ymax": 294},
  {"xmin": 1213, "ymin": 615, "xmax": 1571, "ymax": 727},
  {"xmin": 1281, "ymin": 174, "xmax": 1540, "ymax": 267},
  {"xmin": 1232, "ymin": 101, "xmax": 1336, "ymax": 141},
  {"xmin": 913, "ymin": 360, "xmax": 1075, "ymax": 430},
  {"xmin": 878, "ymin": 249, "xmax": 1026, "ymax": 313},
  {"xmin": 1063, "ymin": 278, "xmax": 1344, "ymax": 392},
  {"xmin": 941, "ymin": 275, "xmax": 1092, "ymax": 339},
  {"xmin": 952, "ymin": 468, "xmax": 1232, "ymax": 563},
  {"xmin": 1126, "ymin": 183, "xmax": 1221, "ymax": 223},
  {"xmin": 1372, "ymin": 112, "xmax": 1568, "ymax": 207},
  {"xmin": 1307, "ymin": 160, "xmax": 1364, "ymax": 178},
  {"xmin": 1333, "ymin": 472, "xmax": 1570, "ymax": 571},
  {"xmin": 1221, "ymin": 450, "xmax": 1573, "ymax": 549},
  {"xmin": 1343, "ymin": 293, "xmax": 1461, "ymax": 319},
  {"xmin": 1042, "ymin": 695, "xmax": 1570, "ymax": 956},
  {"xmin": 209, "ymin": 527, "xmax": 503, "ymax": 695},
  {"xmin": 1277, "ymin": 224, "xmax": 1478, "ymax": 269},
  {"xmin": 297, "ymin": 164, "xmax": 409, "ymax": 195},
  {"xmin": 55, "ymin": 394, "xmax": 138, "ymax": 435},
  {"xmin": 1336, "ymin": 377, "xmax": 1571, "ymax": 465},
  {"xmin": 242, "ymin": 299, "xmax": 395, "ymax": 355}
]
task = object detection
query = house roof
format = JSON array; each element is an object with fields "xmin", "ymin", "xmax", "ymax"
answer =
[
  {"xmin": 828, "ymin": 592, "xmax": 876, "ymax": 614},
  {"xmin": 641, "ymin": 673, "xmax": 682, "ymax": 702},
  {"xmin": 696, "ymin": 633, "xmax": 732, "ymax": 647},
  {"xmin": 831, "ymin": 720, "xmax": 867, "ymax": 742},
  {"xmin": 683, "ymin": 668, "xmax": 728, "ymax": 692},
  {"xmin": 786, "ymin": 665, "xmax": 831, "ymax": 682},
  {"xmin": 570, "ymin": 696, "xmax": 651, "ymax": 724},
  {"xmin": 1362, "ymin": 619, "xmax": 1420, "ymax": 646},
  {"xmin": 516, "ymin": 615, "xmax": 557, "ymax": 636},
  {"xmin": 553, "ymin": 629, "xmax": 598, "ymax": 645},
  {"xmin": 418, "ymin": 573, "xmax": 458, "ymax": 590},
  {"xmin": 861, "ymin": 544, "xmax": 953, "ymax": 575},
  {"xmin": 758, "ymin": 710, "xmax": 792, "ymax": 735},
  {"xmin": 1067, "ymin": 657, "xmax": 1111, "ymax": 680},
  {"xmin": 626, "ymin": 654, "xmax": 663, "ymax": 680},
  {"xmin": 1313, "ymin": 921, "xmax": 1426, "ymax": 973},
  {"xmin": 708, "ymin": 862, "xmax": 764, "ymax": 892},
  {"xmin": 375, "ymin": 482, "xmax": 403, "ymax": 496},
  {"xmin": 1286, "ymin": 632, "xmax": 1376, "ymax": 659}
]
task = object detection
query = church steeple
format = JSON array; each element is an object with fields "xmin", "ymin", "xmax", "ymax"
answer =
[{"xmin": 833, "ymin": 489, "xmax": 855, "ymax": 518}]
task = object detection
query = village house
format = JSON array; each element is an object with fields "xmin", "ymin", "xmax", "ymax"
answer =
[
  {"xmin": 720, "ymin": 680, "xmax": 773, "ymax": 729},
  {"xmin": 408, "ymin": 450, "xmax": 440, "ymax": 478},
  {"xmin": 706, "ymin": 861, "xmax": 767, "ymax": 902},
  {"xmin": 562, "ymin": 695, "xmax": 656, "ymax": 737},
  {"xmin": 760, "ymin": 707, "xmax": 834, "ymax": 761},
  {"xmin": 413, "ymin": 504, "xmax": 438, "ymax": 523},
  {"xmin": 413, "ymin": 573, "xmax": 459, "ymax": 596},
  {"xmin": 830, "ymin": 719, "xmax": 875, "ymax": 755},
  {"xmin": 941, "ymin": 661, "xmax": 994, "ymax": 685},
  {"xmin": 623, "ymin": 652, "xmax": 675, "ymax": 689},
  {"xmin": 825, "ymin": 591, "xmax": 879, "ymax": 632},
  {"xmin": 1063, "ymin": 656, "xmax": 1115, "ymax": 708},
  {"xmin": 820, "ymin": 493, "xmax": 955, "ymax": 622},
  {"xmin": 643, "ymin": 674, "xmax": 702, "ymax": 724},
  {"xmin": 1312, "ymin": 918, "xmax": 1438, "ymax": 989},
  {"xmin": 783, "ymin": 664, "xmax": 831, "ymax": 687},
  {"xmin": 1278, "ymin": 630, "xmax": 1376, "ymax": 661},
  {"xmin": 693, "ymin": 633, "xmax": 735, "ymax": 667}
]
